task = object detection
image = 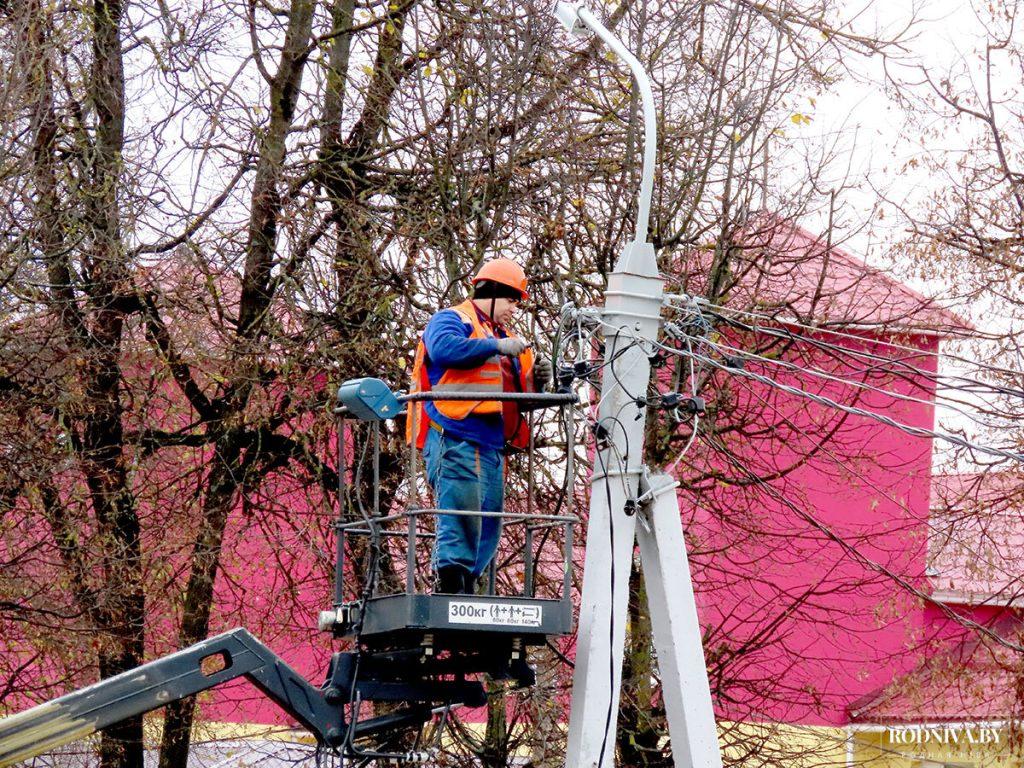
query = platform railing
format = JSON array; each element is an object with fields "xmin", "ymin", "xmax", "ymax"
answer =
[
  {"xmin": 334, "ymin": 390, "xmax": 578, "ymax": 606},
  {"xmin": 337, "ymin": 509, "xmax": 576, "ymax": 600}
]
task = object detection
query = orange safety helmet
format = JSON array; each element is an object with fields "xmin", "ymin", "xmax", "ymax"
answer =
[{"xmin": 471, "ymin": 258, "xmax": 529, "ymax": 300}]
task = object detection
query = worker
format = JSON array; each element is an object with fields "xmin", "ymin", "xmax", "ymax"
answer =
[{"xmin": 406, "ymin": 259, "xmax": 553, "ymax": 594}]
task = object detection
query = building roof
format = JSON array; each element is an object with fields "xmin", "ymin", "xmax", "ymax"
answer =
[
  {"xmin": 680, "ymin": 214, "xmax": 970, "ymax": 335},
  {"xmin": 928, "ymin": 472, "xmax": 1024, "ymax": 607},
  {"xmin": 847, "ymin": 614, "xmax": 1024, "ymax": 724},
  {"xmin": 848, "ymin": 474, "xmax": 1024, "ymax": 724}
]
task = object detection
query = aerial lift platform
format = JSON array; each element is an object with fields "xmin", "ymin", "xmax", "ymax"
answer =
[
  {"xmin": 0, "ymin": 386, "xmax": 579, "ymax": 765},
  {"xmin": 0, "ymin": 5, "xmax": 725, "ymax": 765}
]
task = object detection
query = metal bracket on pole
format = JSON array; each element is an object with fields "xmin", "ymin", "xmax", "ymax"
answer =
[{"xmin": 636, "ymin": 466, "xmax": 681, "ymax": 508}]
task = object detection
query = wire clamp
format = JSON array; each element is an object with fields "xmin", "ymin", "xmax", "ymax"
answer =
[
  {"xmin": 561, "ymin": 302, "xmax": 602, "ymax": 327},
  {"xmin": 635, "ymin": 466, "xmax": 681, "ymax": 509}
]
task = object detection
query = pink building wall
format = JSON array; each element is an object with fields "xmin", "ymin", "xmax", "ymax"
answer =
[
  {"xmin": 686, "ymin": 329, "xmax": 940, "ymax": 726},
  {"xmin": 5, "ymin": 218, "xmax": 1010, "ymax": 739}
]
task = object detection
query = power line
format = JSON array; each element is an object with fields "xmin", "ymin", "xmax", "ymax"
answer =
[
  {"xmin": 667, "ymin": 335, "xmax": 701, "ymax": 472},
  {"xmin": 617, "ymin": 312, "xmax": 991, "ymax": 427},
  {"xmin": 590, "ymin": 307, "xmax": 1021, "ymax": 498},
  {"xmin": 595, "ymin": 310, "xmax": 1022, "ymax": 463},
  {"xmin": 698, "ymin": 305, "xmax": 1024, "ymax": 404},
  {"xmin": 674, "ymin": 298, "xmax": 1024, "ymax": 386},
  {"xmin": 668, "ymin": 343, "xmax": 1024, "ymax": 465},
  {"xmin": 599, "ymin": 310, "xmax": 1019, "ymax": 464},
  {"xmin": 697, "ymin": 335, "xmax": 1005, "ymax": 430}
]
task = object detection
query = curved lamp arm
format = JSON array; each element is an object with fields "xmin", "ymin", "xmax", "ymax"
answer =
[{"xmin": 553, "ymin": 3, "xmax": 657, "ymax": 245}]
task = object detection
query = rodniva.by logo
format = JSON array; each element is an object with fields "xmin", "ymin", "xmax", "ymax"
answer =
[{"xmin": 886, "ymin": 726, "xmax": 1001, "ymax": 745}]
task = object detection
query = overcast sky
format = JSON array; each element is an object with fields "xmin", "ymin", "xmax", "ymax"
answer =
[
  {"xmin": 782, "ymin": 1, "xmax": 1021, "ymax": 463},
  {"xmin": 793, "ymin": 1, "xmax": 999, "ymax": 262}
]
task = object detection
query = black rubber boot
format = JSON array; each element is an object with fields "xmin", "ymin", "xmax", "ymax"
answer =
[
  {"xmin": 436, "ymin": 565, "xmax": 469, "ymax": 594},
  {"xmin": 463, "ymin": 570, "xmax": 478, "ymax": 595}
]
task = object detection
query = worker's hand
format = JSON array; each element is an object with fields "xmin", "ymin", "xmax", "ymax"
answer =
[
  {"xmin": 495, "ymin": 337, "xmax": 530, "ymax": 357},
  {"xmin": 533, "ymin": 357, "xmax": 553, "ymax": 391}
]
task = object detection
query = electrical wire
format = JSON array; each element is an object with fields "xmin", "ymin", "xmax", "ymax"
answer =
[
  {"xmin": 596, "ymin": 326, "xmax": 646, "ymax": 408},
  {"xmin": 528, "ymin": 404, "xmax": 578, "ymax": 591},
  {"xmin": 593, "ymin": 441, "xmax": 618, "ymax": 768},
  {"xmin": 351, "ymin": 422, "xmax": 372, "ymax": 523},
  {"xmin": 667, "ymin": 336, "xmax": 701, "ymax": 472},
  {"xmin": 664, "ymin": 343, "xmax": 1024, "ymax": 465},
  {"xmin": 646, "ymin": 305, "xmax": 1024, "ymax": 463},
  {"xmin": 595, "ymin": 318, "xmax": 697, "ymax": 421},
  {"xmin": 697, "ymin": 335, "xmax": 1002, "ymax": 429},
  {"xmin": 680, "ymin": 299, "xmax": 1024, "ymax": 393},
  {"xmin": 668, "ymin": 303, "xmax": 1006, "ymax": 425},
  {"xmin": 552, "ymin": 301, "xmax": 1011, "ymax": 760},
  {"xmin": 558, "ymin": 297, "xmax": 1024, "ymax": 759},
  {"xmin": 592, "ymin": 423, "xmax": 644, "ymax": 767},
  {"xmin": 701, "ymin": 306, "xmax": 1024, "ymax": 404},
  {"xmin": 339, "ymin": 422, "xmax": 402, "ymax": 760},
  {"xmin": 667, "ymin": 415, "xmax": 700, "ymax": 473},
  {"xmin": 552, "ymin": 307, "xmax": 646, "ymax": 765}
]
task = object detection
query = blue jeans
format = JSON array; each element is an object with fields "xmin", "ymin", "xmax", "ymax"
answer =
[{"xmin": 423, "ymin": 428, "xmax": 504, "ymax": 576}]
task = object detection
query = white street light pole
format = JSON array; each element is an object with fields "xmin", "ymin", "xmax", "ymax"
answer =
[
  {"xmin": 552, "ymin": 5, "xmax": 722, "ymax": 767},
  {"xmin": 554, "ymin": 3, "xmax": 656, "ymax": 244}
]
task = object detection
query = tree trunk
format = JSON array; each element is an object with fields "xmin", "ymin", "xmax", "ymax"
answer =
[
  {"xmin": 85, "ymin": 2, "xmax": 145, "ymax": 765},
  {"xmin": 481, "ymin": 680, "xmax": 509, "ymax": 768},
  {"xmin": 618, "ymin": 557, "xmax": 671, "ymax": 767},
  {"xmin": 23, "ymin": 4, "xmax": 143, "ymax": 765},
  {"xmin": 158, "ymin": 438, "xmax": 243, "ymax": 768},
  {"xmin": 157, "ymin": 1, "xmax": 315, "ymax": 763}
]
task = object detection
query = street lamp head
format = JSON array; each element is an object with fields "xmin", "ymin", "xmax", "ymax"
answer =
[{"xmin": 552, "ymin": 2, "xmax": 588, "ymax": 36}]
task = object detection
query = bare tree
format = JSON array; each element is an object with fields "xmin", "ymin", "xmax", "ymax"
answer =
[{"xmin": 0, "ymin": 1, "xmax": 965, "ymax": 767}]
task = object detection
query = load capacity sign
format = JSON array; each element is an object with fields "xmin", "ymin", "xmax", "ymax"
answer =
[{"xmin": 448, "ymin": 600, "xmax": 543, "ymax": 628}]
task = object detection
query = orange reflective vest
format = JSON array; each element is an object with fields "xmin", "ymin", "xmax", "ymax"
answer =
[{"xmin": 406, "ymin": 299, "xmax": 535, "ymax": 450}]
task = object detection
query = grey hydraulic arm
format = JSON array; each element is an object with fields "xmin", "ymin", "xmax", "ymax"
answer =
[
  {"xmin": 0, "ymin": 628, "xmax": 350, "ymax": 767},
  {"xmin": 1, "ymin": 385, "xmax": 579, "ymax": 767}
]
